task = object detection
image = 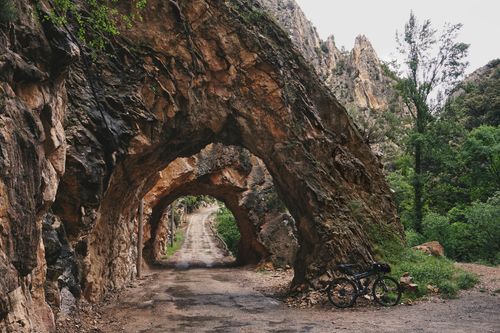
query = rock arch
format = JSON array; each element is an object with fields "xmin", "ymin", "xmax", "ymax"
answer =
[
  {"xmin": 0, "ymin": 0, "xmax": 403, "ymax": 329},
  {"xmin": 53, "ymin": 0, "xmax": 402, "ymax": 300},
  {"xmin": 142, "ymin": 144, "xmax": 297, "ymax": 267}
]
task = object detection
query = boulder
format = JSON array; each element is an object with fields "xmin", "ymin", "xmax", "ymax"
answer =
[{"xmin": 413, "ymin": 241, "xmax": 445, "ymax": 257}]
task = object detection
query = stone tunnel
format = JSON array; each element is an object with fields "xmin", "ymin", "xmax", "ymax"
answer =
[{"xmin": 0, "ymin": 0, "xmax": 402, "ymax": 331}]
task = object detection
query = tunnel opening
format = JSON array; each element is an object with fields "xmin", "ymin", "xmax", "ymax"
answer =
[
  {"xmin": 146, "ymin": 195, "xmax": 239, "ymax": 270},
  {"xmin": 138, "ymin": 145, "xmax": 298, "ymax": 271}
]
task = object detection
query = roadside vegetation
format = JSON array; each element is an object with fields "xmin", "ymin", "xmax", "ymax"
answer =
[
  {"xmin": 351, "ymin": 14, "xmax": 500, "ymax": 300},
  {"xmin": 164, "ymin": 227, "xmax": 185, "ymax": 258},
  {"xmin": 215, "ymin": 205, "xmax": 240, "ymax": 256},
  {"xmin": 371, "ymin": 226, "xmax": 478, "ymax": 299}
]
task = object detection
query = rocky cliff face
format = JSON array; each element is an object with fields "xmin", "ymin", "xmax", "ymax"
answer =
[
  {"xmin": 1, "ymin": 0, "xmax": 401, "ymax": 331},
  {"xmin": 0, "ymin": 1, "xmax": 78, "ymax": 330},
  {"xmin": 256, "ymin": 0, "xmax": 398, "ymax": 113}
]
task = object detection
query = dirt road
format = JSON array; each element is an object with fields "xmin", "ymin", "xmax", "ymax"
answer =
[
  {"xmin": 166, "ymin": 206, "xmax": 232, "ymax": 269},
  {"xmin": 94, "ymin": 208, "xmax": 500, "ymax": 333}
]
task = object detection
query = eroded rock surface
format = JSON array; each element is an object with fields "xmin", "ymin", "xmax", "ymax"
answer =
[
  {"xmin": 0, "ymin": 1, "xmax": 76, "ymax": 330},
  {"xmin": 58, "ymin": 0, "xmax": 401, "ymax": 301}
]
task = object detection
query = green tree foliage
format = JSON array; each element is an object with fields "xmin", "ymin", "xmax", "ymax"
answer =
[
  {"xmin": 460, "ymin": 126, "xmax": 500, "ymax": 201},
  {"xmin": 43, "ymin": 0, "xmax": 147, "ymax": 53},
  {"xmin": 393, "ymin": 12, "xmax": 469, "ymax": 232},
  {"xmin": 387, "ymin": 25, "xmax": 498, "ymax": 265},
  {"xmin": 178, "ymin": 195, "xmax": 214, "ymax": 213},
  {"xmin": 445, "ymin": 59, "xmax": 500, "ymax": 129},
  {"xmin": 417, "ymin": 194, "xmax": 500, "ymax": 265}
]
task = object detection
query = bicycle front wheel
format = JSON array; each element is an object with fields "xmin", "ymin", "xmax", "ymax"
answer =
[
  {"xmin": 372, "ymin": 276, "xmax": 401, "ymax": 306},
  {"xmin": 327, "ymin": 278, "xmax": 357, "ymax": 308}
]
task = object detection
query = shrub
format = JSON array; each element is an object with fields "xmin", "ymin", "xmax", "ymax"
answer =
[
  {"xmin": 377, "ymin": 238, "xmax": 478, "ymax": 299},
  {"xmin": 164, "ymin": 228, "xmax": 185, "ymax": 258},
  {"xmin": 463, "ymin": 194, "xmax": 500, "ymax": 264},
  {"xmin": 422, "ymin": 212, "xmax": 449, "ymax": 246},
  {"xmin": 417, "ymin": 196, "xmax": 500, "ymax": 265},
  {"xmin": 445, "ymin": 222, "xmax": 476, "ymax": 262},
  {"xmin": 438, "ymin": 280, "xmax": 459, "ymax": 299},
  {"xmin": 405, "ymin": 228, "xmax": 425, "ymax": 247},
  {"xmin": 215, "ymin": 207, "xmax": 240, "ymax": 256},
  {"xmin": 456, "ymin": 271, "xmax": 479, "ymax": 290}
]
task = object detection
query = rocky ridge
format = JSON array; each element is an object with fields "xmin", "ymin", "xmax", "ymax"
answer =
[{"xmin": 257, "ymin": 0, "xmax": 399, "ymax": 113}]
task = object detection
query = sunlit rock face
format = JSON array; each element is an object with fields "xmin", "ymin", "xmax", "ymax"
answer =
[{"xmin": 1, "ymin": 0, "xmax": 401, "ymax": 330}]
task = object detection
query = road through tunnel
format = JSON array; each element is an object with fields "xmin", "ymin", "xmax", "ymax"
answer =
[{"xmin": 0, "ymin": 1, "xmax": 404, "ymax": 330}]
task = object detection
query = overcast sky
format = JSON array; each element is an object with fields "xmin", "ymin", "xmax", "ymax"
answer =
[{"xmin": 294, "ymin": 0, "xmax": 500, "ymax": 74}]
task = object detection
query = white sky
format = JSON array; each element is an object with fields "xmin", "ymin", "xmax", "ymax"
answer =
[{"xmin": 294, "ymin": 0, "xmax": 500, "ymax": 74}]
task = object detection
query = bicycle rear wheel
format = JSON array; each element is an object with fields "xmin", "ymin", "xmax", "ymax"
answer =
[
  {"xmin": 372, "ymin": 276, "xmax": 401, "ymax": 306},
  {"xmin": 327, "ymin": 278, "xmax": 357, "ymax": 308}
]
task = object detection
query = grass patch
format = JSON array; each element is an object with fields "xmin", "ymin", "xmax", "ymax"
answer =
[
  {"xmin": 215, "ymin": 206, "xmax": 240, "ymax": 256},
  {"xmin": 368, "ymin": 223, "xmax": 478, "ymax": 299},
  {"xmin": 163, "ymin": 228, "xmax": 185, "ymax": 258}
]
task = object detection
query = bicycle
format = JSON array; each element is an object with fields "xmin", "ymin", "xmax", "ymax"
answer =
[{"xmin": 327, "ymin": 262, "xmax": 402, "ymax": 308}]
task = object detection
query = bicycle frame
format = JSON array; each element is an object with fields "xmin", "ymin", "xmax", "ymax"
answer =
[
  {"xmin": 328, "ymin": 262, "xmax": 402, "ymax": 308},
  {"xmin": 352, "ymin": 271, "xmax": 383, "ymax": 296}
]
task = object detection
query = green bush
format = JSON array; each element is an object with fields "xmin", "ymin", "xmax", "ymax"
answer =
[
  {"xmin": 422, "ymin": 212, "xmax": 449, "ymax": 245},
  {"xmin": 215, "ymin": 207, "xmax": 240, "ymax": 256},
  {"xmin": 463, "ymin": 194, "xmax": 500, "ymax": 264},
  {"xmin": 438, "ymin": 280, "xmax": 459, "ymax": 299},
  {"xmin": 456, "ymin": 271, "xmax": 479, "ymax": 290},
  {"xmin": 445, "ymin": 222, "xmax": 476, "ymax": 261},
  {"xmin": 164, "ymin": 228, "xmax": 185, "ymax": 258},
  {"xmin": 405, "ymin": 229, "xmax": 425, "ymax": 247},
  {"xmin": 415, "ymin": 193, "xmax": 500, "ymax": 265},
  {"xmin": 377, "ymin": 238, "xmax": 478, "ymax": 299}
]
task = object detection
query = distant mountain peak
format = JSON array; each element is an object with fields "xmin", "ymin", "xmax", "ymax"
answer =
[{"xmin": 257, "ymin": 0, "xmax": 397, "ymax": 112}]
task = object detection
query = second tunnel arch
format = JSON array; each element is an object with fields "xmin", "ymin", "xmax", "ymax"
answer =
[{"xmin": 142, "ymin": 144, "xmax": 298, "ymax": 268}]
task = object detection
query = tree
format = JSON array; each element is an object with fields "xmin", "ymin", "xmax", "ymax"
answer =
[
  {"xmin": 393, "ymin": 12, "xmax": 469, "ymax": 232},
  {"xmin": 460, "ymin": 125, "xmax": 500, "ymax": 201}
]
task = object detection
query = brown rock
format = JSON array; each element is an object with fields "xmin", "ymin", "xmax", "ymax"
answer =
[
  {"xmin": 414, "ymin": 241, "xmax": 445, "ymax": 257},
  {"xmin": 399, "ymin": 272, "xmax": 418, "ymax": 292},
  {"xmin": 143, "ymin": 144, "xmax": 297, "ymax": 267}
]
